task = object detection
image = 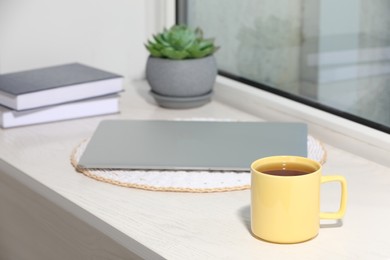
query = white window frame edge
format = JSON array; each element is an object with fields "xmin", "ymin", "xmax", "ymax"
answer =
[
  {"xmin": 145, "ymin": 0, "xmax": 176, "ymax": 38},
  {"xmin": 214, "ymin": 76, "xmax": 390, "ymax": 167}
]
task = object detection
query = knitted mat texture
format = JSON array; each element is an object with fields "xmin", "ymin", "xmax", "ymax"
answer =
[{"xmin": 71, "ymin": 134, "xmax": 326, "ymax": 193}]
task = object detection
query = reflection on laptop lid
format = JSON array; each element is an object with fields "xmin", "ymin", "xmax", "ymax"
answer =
[{"xmin": 78, "ymin": 120, "xmax": 307, "ymax": 171}]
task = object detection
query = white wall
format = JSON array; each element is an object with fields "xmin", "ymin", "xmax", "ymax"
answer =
[{"xmin": 0, "ymin": 0, "xmax": 174, "ymax": 82}]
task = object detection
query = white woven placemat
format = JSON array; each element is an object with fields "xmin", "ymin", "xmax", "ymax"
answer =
[{"xmin": 71, "ymin": 134, "xmax": 326, "ymax": 193}]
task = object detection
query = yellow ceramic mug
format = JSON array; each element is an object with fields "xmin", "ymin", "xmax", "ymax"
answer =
[{"xmin": 251, "ymin": 156, "xmax": 347, "ymax": 244}]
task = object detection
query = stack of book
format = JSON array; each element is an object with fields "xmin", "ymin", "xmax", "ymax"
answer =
[{"xmin": 0, "ymin": 63, "xmax": 123, "ymax": 128}]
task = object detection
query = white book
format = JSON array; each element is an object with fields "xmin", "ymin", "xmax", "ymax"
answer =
[
  {"xmin": 0, "ymin": 63, "xmax": 123, "ymax": 110},
  {"xmin": 0, "ymin": 94, "xmax": 120, "ymax": 128}
]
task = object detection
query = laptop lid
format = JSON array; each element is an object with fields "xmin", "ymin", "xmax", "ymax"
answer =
[{"xmin": 78, "ymin": 120, "xmax": 307, "ymax": 171}]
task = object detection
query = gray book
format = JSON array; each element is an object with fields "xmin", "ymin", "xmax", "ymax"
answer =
[
  {"xmin": 78, "ymin": 120, "xmax": 308, "ymax": 171},
  {"xmin": 0, "ymin": 63, "xmax": 123, "ymax": 110}
]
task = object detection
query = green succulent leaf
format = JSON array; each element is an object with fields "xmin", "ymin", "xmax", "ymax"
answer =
[
  {"xmin": 145, "ymin": 24, "xmax": 220, "ymax": 59},
  {"xmin": 168, "ymin": 27, "xmax": 196, "ymax": 50},
  {"xmin": 161, "ymin": 48, "xmax": 189, "ymax": 60},
  {"xmin": 144, "ymin": 44, "xmax": 162, "ymax": 57},
  {"xmin": 188, "ymin": 45, "xmax": 213, "ymax": 58},
  {"xmin": 146, "ymin": 40, "xmax": 161, "ymax": 51},
  {"xmin": 153, "ymin": 34, "xmax": 170, "ymax": 47},
  {"xmin": 198, "ymin": 40, "xmax": 214, "ymax": 50}
]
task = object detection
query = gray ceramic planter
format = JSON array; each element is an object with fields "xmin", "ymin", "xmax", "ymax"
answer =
[{"xmin": 146, "ymin": 55, "xmax": 217, "ymax": 108}]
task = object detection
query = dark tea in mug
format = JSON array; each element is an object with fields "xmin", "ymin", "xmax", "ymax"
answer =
[
  {"xmin": 262, "ymin": 169, "xmax": 309, "ymax": 176},
  {"xmin": 256, "ymin": 162, "xmax": 316, "ymax": 177}
]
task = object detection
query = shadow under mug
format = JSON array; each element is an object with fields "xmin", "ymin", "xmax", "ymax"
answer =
[{"xmin": 250, "ymin": 156, "xmax": 347, "ymax": 244}]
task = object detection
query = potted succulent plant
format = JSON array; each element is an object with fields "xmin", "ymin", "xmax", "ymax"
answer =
[{"xmin": 145, "ymin": 25, "xmax": 219, "ymax": 109}]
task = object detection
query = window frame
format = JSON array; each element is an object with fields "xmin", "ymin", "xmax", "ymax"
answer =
[{"xmin": 176, "ymin": 0, "xmax": 390, "ymax": 134}]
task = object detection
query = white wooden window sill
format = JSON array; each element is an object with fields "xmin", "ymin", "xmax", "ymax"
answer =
[{"xmin": 0, "ymin": 80, "xmax": 389, "ymax": 259}]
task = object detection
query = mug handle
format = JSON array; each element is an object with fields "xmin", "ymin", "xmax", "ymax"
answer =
[{"xmin": 320, "ymin": 175, "xmax": 348, "ymax": 219}]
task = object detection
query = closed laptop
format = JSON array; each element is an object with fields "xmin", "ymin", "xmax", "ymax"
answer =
[{"xmin": 78, "ymin": 120, "xmax": 307, "ymax": 171}]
